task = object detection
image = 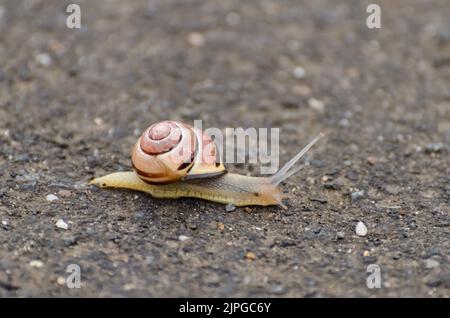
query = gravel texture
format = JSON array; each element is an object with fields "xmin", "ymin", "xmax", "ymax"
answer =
[{"xmin": 0, "ymin": 0, "xmax": 449, "ymax": 297}]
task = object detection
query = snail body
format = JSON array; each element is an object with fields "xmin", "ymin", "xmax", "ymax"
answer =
[
  {"xmin": 90, "ymin": 121, "xmax": 323, "ymax": 208},
  {"xmin": 91, "ymin": 172, "xmax": 282, "ymax": 207}
]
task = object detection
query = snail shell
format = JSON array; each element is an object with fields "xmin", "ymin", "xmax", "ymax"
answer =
[{"xmin": 131, "ymin": 121, "xmax": 226, "ymax": 184}]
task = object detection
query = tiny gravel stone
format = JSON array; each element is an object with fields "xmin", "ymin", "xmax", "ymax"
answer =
[
  {"xmin": 16, "ymin": 153, "xmax": 29, "ymax": 162},
  {"xmin": 336, "ymin": 231, "xmax": 345, "ymax": 239},
  {"xmin": 392, "ymin": 251, "xmax": 402, "ymax": 260},
  {"xmin": 187, "ymin": 32, "xmax": 205, "ymax": 47},
  {"xmin": 178, "ymin": 235, "xmax": 189, "ymax": 241},
  {"xmin": 94, "ymin": 117, "xmax": 104, "ymax": 126},
  {"xmin": 343, "ymin": 159, "xmax": 352, "ymax": 166},
  {"xmin": 55, "ymin": 219, "xmax": 68, "ymax": 230},
  {"xmin": 309, "ymin": 196, "xmax": 328, "ymax": 204},
  {"xmin": 245, "ymin": 252, "xmax": 256, "ymax": 261},
  {"xmin": 217, "ymin": 223, "xmax": 225, "ymax": 231},
  {"xmin": 225, "ymin": 203, "xmax": 236, "ymax": 212},
  {"xmin": 339, "ymin": 118, "xmax": 350, "ymax": 127},
  {"xmin": 425, "ymin": 143, "xmax": 444, "ymax": 153},
  {"xmin": 58, "ymin": 189, "xmax": 72, "ymax": 197},
  {"xmin": 356, "ymin": 221, "xmax": 368, "ymax": 236},
  {"xmin": 29, "ymin": 260, "xmax": 44, "ymax": 268},
  {"xmin": 346, "ymin": 171, "xmax": 359, "ymax": 181},
  {"xmin": 46, "ymin": 194, "xmax": 59, "ymax": 202},
  {"xmin": 62, "ymin": 235, "xmax": 78, "ymax": 246},
  {"xmin": 308, "ymin": 98, "xmax": 325, "ymax": 113},
  {"xmin": 270, "ymin": 284, "xmax": 286, "ymax": 295},
  {"xmin": 424, "ymin": 258, "xmax": 440, "ymax": 269},
  {"xmin": 351, "ymin": 190, "xmax": 365, "ymax": 201},
  {"xmin": 35, "ymin": 53, "xmax": 52, "ymax": 67},
  {"xmin": 20, "ymin": 181, "xmax": 37, "ymax": 191},
  {"xmin": 366, "ymin": 156, "xmax": 377, "ymax": 165},
  {"xmin": 57, "ymin": 276, "xmax": 66, "ymax": 285},
  {"xmin": 293, "ymin": 66, "xmax": 306, "ymax": 79}
]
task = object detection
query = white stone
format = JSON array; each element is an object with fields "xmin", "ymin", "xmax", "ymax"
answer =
[
  {"xmin": 94, "ymin": 117, "xmax": 104, "ymax": 125},
  {"xmin": 355, "ymin": 221, "xmax": 368, "ymax": 236},
  {"xmin": 225, "ymin": 203, "xmax": 236, "ymax": 212},
  {"xmin": 424, "ymin": 259, "xmax": 440, "ymax": 269},
  {"xmin": 57, "ymin": 276, "xmax": 66, "ymax": 285},
  {"xmin": 35, "ymin": 53, "xmax": 52, "ymax": 67},
  {"xmin": 46, "ymin": 194, "xmax": 59, "ymax": 202},
  {"xmin": 187, "ymin": 32, "xmax": 205, "ymax": 47},
  {"xmin": 178, "ymin": 235, "xmax": 189, "ymax": 241},
  {"xmin": 308, "ymin": 98, "xmax": 325, "ymax": 113},
  {"xmin": 29, "ymin": 260, "xmax": 44, "ymax": 268},
  {"xmin": 293, "ymin": 66, "xmax": 306, "ymax": 79},
  {"xmin": 56, "ymin": 219, "xmax": 68, "ymax": 230}
]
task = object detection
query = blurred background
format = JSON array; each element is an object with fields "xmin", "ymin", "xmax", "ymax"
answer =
[{"xmin": 0, "ymin": 0, "xmax": 448, "ymax": 297}]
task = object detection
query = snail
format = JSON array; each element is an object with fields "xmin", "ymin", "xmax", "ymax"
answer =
[{"xmin": 90, "ymin": 121, "xmax": 323, "ymax": 209}]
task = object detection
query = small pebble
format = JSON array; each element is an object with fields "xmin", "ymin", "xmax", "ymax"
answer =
[
  {"xmin": 20, "ymin": 181, "xmax": 37, "ymax": 191},
  {"xmin": 244, "ymin": 207, "xmax": 252, "ymax": 213},
  {"xmin": 425, "ymin": 143, "xmax": 444, "ymax": 153},
  {"xmin": 308, "ymin": 98, "xmax": 325, "ymax": 113},
  {"xmin": 336, "ymin": 231, "xmax": 345, "ymax": 240},
  {"xmin": 339, "ymin": 118, "xmax": 350, "ymax": 127},
  {"xmin": 55, "ymin": 219, "xmax": 68, "ymax": 230},
  {"xmin": 343, "ymin": 159, "xmax": 352, "ymax": 166},
  {"xmin": 35, "ymin": 53, "xmax": 52, "ymax": 67},
  {"xmin": 356, "ymin": 221, "xmax": 368, "ymax": 236},
  {"xmin": 58, "ymin": 189, "xmax": 72, "ymax": 197},
  {"xmin": 346, "ymin": 170, "xmax": 359, "ymax": 181},
  {"xmin": 178, "ymin": 235, "xmax": 189, "ymax": 241},
  {"xmin": 363, "ymin": 250, "xmax": 370, "ymax": 257},
  {"xmin": 293, "ymin": 66, "xmax": 306, "ymax": 79},
  {"xmin": 217, "ymin": 222, "xmax": 225, "ymax": 231},
  {"xmin": 392, "ymin": 251, "xmax": 402, "ymax": 260},
  {"xmin": 57, "ymin": 276, "xmax": 66, "ymax": 285},
  {"xmin": 245, "ymin": 251, "xmax": 256, "ymax": 261},
  {"xmin": 367, "ymin": 156, "xmax": 377, "ymax": 165},
  {"xmin": 225, "ymin": 203, "xmax": 236, "ymax": 212},
  {"xmin": 309, "ymin": 196, "xmax": 328, "ymax": 204},
  {"xmin": 187, "ymin": 32, "xmax": 205, "ymax": 47},
  {"xmin": 270, "ymin": 284, "xmax": 286, "ymax": 295},
  {"xmin": 94, "ymin": 117, "xmax": 104, "ymax": 126},
  {"xmin": 46, "ymin": 194, "xmax": 59, "ymax": 202},
  {"xmin": 424, "ymin": 259, "xmax": 440, "ymax": 269},
  {"xmin": 29, "ymin": 260, "xmax": 44, "ymax": 268},
  {"xmin": 351, "ymin": 190, "xmax": 365, "ymax": 201},
  {"xmin": 322, "ymin": 175, "xmax": 331, "ymax": 182}
]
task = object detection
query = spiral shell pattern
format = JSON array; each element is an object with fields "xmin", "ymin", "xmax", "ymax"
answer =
[{"xmin": 131, "ymin": 121, "xmax": 226, "ymax": 184}]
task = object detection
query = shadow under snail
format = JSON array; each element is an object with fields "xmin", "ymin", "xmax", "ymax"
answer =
[{"xmin": 90, "ymin": 121, "xmax": 323, "ymax": 209}]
